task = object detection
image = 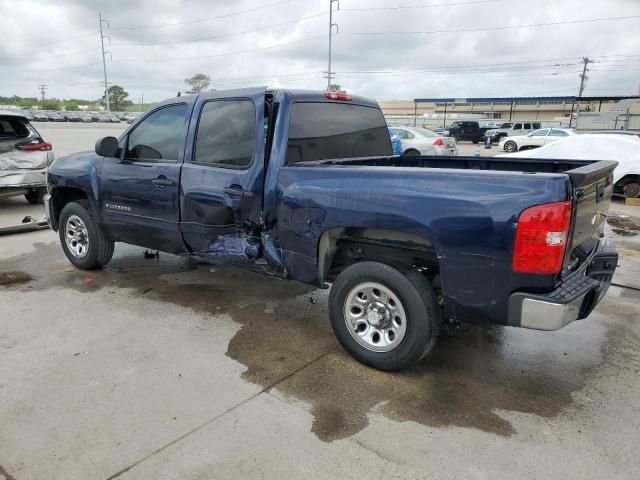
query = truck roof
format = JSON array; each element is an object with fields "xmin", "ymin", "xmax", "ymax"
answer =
[{"xmin": 154, "ymin": 88, "xmax": 380, "ymax": 110}]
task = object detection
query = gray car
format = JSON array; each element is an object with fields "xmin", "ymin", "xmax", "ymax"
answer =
[
  {"xmin": 389, "ymin": 126, "xmax": 458, "ymax": 156},
  {"xmin": 0, "ymin": 110, "xmax": 54, "ymax": 203}
]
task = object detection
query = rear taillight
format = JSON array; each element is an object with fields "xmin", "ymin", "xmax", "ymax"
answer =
[
  {"xmin": 512, "ymin": 201, "xmax": 572, "ymax": 274},
  {"xmin": 17, "ymin": 142, "xmax": 52, "ymax": 152},
  {"xmin": 324, "ymin": 91, "xmax": 352, "ymax": 101},
  {"xmin": 432, "ymin": 138, "xmax": 444, "ymax": 146}
]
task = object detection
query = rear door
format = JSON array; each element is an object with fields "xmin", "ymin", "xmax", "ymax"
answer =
[
  {"xmin": 179, "ymin": 88, "xmax": 266, "ymax": 258},
  {"xmin": 100, "ymin": 102, "xmax": 191, "ymax": 253}
]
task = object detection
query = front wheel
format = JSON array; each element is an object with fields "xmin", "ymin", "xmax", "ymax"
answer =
[
  {"xmin": 59, "ymin": 201, "xmax": 114, "ymax": 269},
  {"xmin": 329, "ymin": 261, "xmax": 441, "ymax": 371},
  {"xmin": 503, "ymin": 140, "xmax": 517, "ymax": 152}
]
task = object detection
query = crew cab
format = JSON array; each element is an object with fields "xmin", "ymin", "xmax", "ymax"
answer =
[
  {"xmin": 45, "ymin": 88, "xmax": 618, "ymax": 371},
  {"xmin": 442, "ymin": 121, "xmax": 488, "ymax": 143}
]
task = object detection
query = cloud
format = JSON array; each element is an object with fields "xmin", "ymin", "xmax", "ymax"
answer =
[{"xmin": 0, "ymin": 0, "xmax": 638, "ymax": 103}]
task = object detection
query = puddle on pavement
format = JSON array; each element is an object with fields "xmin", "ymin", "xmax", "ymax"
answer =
[
  {"xmin": 608, "ymin": 215, "xmax": 640, "ymax": 237},
  {"xmin": 0, "ymin": 270, "xmax": 33, "ymax": 286},
  {"xmin": 2, "ymin": 242, "xmax": 633, "ymax": 442}
]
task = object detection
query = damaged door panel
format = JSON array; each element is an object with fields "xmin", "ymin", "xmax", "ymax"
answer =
[{"xmin": 180, "ymin": 88, "xmax": 266, "ymax": 266}]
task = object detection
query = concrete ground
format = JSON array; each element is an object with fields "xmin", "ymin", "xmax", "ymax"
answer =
[{"xmin": 1, "ymin": 125, "xmax": 640, "ymax": 480}]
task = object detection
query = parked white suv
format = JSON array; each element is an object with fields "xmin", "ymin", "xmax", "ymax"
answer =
[
  {"xmin": 0, "ymin": 111, "xmax": 54, "ymax": 204},
  {"xmin": 485, "ymin": 121, "xmax": 542, "ymax": 143},
  {"xmin": 500, "ymin": 128, "xmax": 577, "ymax": 152}
]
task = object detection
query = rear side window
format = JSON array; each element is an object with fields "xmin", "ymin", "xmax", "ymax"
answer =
[
  {"xmin": 287, "ymin": 102, "xmax": 391, "ymax": 163},
  {"xmin": 194, "ymin": 99, "xmax": 256, "ymax": 169},
  {"xmin": 125, "ymin": 104, "xmax": 187, "ymax": 162},
  {"xmin": 0, "ymin": 117, "xmax": 30, "ymax": 139},
  {"xmin": 513, "ymin": 123, "xmax": 522, "ymax": 129}
]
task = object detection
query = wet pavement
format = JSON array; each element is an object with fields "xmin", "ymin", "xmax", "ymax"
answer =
[{"xmin": 1, "ymin": 199, "xmax": 639, "ymax": 479}]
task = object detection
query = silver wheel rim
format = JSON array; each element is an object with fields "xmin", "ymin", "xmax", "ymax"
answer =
[
  {"xmin": 343, "ymin": 282, "xmax": 407, "ymax": 352},
  {"xmin": 64, "ymin": 215, "xmax": 89, "ymax": 258},
  {"xmin": 505, "ymin": 142, "xmax": 516, "ymax": 152}
]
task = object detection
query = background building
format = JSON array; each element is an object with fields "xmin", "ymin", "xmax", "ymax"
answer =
[{"xmin": 379, "ymin": 95, "xmax": 640, "ymax": 130}]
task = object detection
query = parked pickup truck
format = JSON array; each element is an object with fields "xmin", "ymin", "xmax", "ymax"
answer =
[
  {"xmin": 45, "ymin": 88, "xmax": 618, "ymax": 371},
  {"xmin": 442, "ymin": 121, "xmax": 489, "ymax": 143}
]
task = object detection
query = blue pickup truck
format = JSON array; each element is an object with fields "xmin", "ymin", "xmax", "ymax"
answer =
[{"xmin": 45, "ymin": 88, "xmax": 618, "ymax": 371}]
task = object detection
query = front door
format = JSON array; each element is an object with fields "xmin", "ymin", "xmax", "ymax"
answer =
[
  {"xmin": 179, "ymin": 88, "xmax": 266, "ymax": 264},
  {"xmin": 100, "ymin": 102, "xmax": 191, "ymax": 253}
]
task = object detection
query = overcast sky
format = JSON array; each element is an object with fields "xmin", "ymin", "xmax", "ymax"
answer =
[{"xmin": 1, "ymin": 0, "xmax": 639, "ymax": 103}]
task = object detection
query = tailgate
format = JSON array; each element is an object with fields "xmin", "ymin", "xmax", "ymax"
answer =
[{"xmin": 565, "ymin": 160, "xmax": 618, "ymax": 268}]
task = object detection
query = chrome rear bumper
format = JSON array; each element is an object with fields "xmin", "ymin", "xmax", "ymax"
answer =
[{"xmin": 508, "ymin": 238, "xmax": 617, "ymax": 331}]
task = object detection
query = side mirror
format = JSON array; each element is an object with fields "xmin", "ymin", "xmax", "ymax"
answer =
[{"xmin": 95, "ymin": 136, "xmax": 119, "ymax": 157}]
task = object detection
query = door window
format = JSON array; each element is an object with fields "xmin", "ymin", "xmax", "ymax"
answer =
[
  {"xmin": 513, "ymin": 123, "xmax": 522, "ymax": 129},
  {"xmin": 523, "ymin": 123, "xmax": 532, "ymax": 129},
  {"xmin": 550, "ymin": 129, "xmax": 569, "ymax": 136},
  {"xmin": 530, "ymin": 129, "xmax": 549, "ymax": 137},
  {"xmin": 193, "ymin": 99, "xmax": 256, "ymax": 169},
  {"xmin": 124, "ymin": 104, "xmax": 187, "ymax": 162}
]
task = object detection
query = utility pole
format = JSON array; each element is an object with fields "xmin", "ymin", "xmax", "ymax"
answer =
[
  {"xmin": 99, "ymin": 12, "xmax": 111, "ymax": 112},
  {"xmin": 571, "ymin": 57, "xmax": 594, "ymax": 128},
  {"xmin": 38, "ymin": 84, "xmax": 47, "ymax": 103},
  {"xmin": 324, "ymin": 0, "xmax": 339, "ymax": 90}
]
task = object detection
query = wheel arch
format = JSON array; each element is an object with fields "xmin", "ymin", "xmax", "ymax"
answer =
[
  {"xmin": 49, "ymin": 186, "xmax": 94, "ymax": 231},
  {"xmin": 317, "ymin": 227, "xmax": 441, "ymax": 286}
]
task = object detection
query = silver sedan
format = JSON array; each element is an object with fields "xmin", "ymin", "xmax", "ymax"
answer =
[{"xmin": 389, "ymin": 126, "xmax": 457, "ymax": 156}]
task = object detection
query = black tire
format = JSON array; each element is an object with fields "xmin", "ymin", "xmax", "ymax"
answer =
[
  {"xmin": 404, "ymin": 149, "xmax": 420, "ymax": 156},
  {"xmin": 329, "ymin": 261, "xmax": 441, "ymax": 371},
  {"xmin": 504, "ymin": 140, "xmax": 517, "ymax": 153},
  {"xmin": 58, "ymin": 201, "xmax": 114, "ymax": 269},
  {"xmin": 622, "ymin": 182, "xmax": 640, "ymax": 198},
  {"xmin": 25, "ymin": 187, "xmax": 46, "ymax": 205},
  {"xmin": 472, "ymin": 140, "xmax": 479, "ymax": 144}
]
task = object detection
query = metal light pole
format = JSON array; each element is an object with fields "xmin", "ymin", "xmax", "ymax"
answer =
[
  {"xmin": 99, "ymin": 12, "xmax": 111, "ymax": 112},
  {"xmin": 325, "ymin": 0, "xmax": 339, "ymax": 90}
]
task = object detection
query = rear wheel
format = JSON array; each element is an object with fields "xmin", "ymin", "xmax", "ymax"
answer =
[
  {"xmin": 59, "ymin": 201, "xmax": 114, "ymax": 269},
  {"xmin": 623, "ymin": 182, "xmax": 640, "ymax": 198},
  {"xmin": 329, "ymin": 261, "xmax": 440, "ymax": 371},
  {"xmin": 25, "ymin": 187, "xmax": 46, "ymax": 205},
  {"xmin": 504, "ymin": 140, "xmax": 517, "ymax": 152},
  {"xmin": 404, "ymin": 149, "xmax": 420, "ymax": 156}
]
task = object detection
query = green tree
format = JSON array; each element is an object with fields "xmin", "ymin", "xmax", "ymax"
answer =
[
  {"xmin": 101, "ymin": 85, "xmax": 132, "ymax": 111},
  {"xmin": 65, "ymin": 101, "xmax": 79, "ymax": 111},
  {"xmin": 184, "ymin": 73, "xmax": 211, "ymax": 94},
  {"xmin": 328, "ymin": 84, "xmax": 345, "ymax": 93},
  {"xmin": 41, "ymin": 99, "xmax": 61, "ymax": 110}
]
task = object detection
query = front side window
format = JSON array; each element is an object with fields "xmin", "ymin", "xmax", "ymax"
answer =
[
  {"xmin": 513, "ymin": 123, "xmax": 522, "ymax": 129},
  {"xmin": 287, "ymin": 102, "xmax": 391, "ymax": 163},
  {"xmin": 194, "ymin": 99, "xmax": 256, "ymax": 168},
  {"xmin": 125, "ymin": 104, "xmax": 187, "ymax": 162}
]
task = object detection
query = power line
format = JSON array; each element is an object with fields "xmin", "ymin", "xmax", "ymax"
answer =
[
  {"xmin": 0, "ymin": 31, "xmax": 99, "ymax": 49},
  {"xmin": 110, "ymin": 0, "xmax": 295, "ymax": 30},
  {"xmin": 0, "ymin": 47, "xmax": 101, "ymax": 63},
  {"xmin": 113, "ymin": 35, "xmax": 326, "ymax": 63},
  {"xmin": 341, "ymin": 0, "xmax": 501, "ymax": 11},
  {"xmin": 352, "ymin": 15, "xmax": 640, "ymax": 36},
  {"xmin": 112, "ymin": 12, "xmax": 326, "ymax": 47}
]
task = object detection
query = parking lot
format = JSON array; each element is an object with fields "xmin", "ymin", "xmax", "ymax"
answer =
[{"xmin": 2, "ymin": 124, "xmax": 640, "ymax": 479}]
